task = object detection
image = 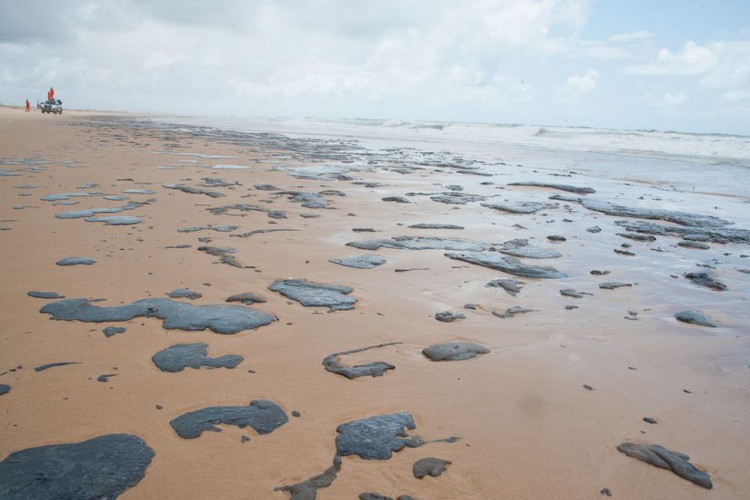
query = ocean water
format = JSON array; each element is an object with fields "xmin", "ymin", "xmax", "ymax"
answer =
[
  {"xmin": 158, "ymin": 115, "xmax": 749, "ymax": 163},
  {"xmin": 153, "ymin": 115, "xmax": 750, "ymax": 199}
]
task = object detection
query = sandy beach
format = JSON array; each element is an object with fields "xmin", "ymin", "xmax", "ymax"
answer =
[{"xmin": 1, "ymin": 106, "xmax": 749, "ymax": 499}]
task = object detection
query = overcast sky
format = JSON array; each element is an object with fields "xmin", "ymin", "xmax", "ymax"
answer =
[{"xmin": 1, "ymin": 0, "xmax": 749, "ymax": 134}]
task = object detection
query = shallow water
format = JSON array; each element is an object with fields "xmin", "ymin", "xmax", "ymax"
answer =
[{"xmin": 155, "ymin": 115, "xmax": 750, "ymax": 201}]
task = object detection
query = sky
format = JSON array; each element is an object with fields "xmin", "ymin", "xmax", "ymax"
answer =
[{"xmin": 1, "ymin": 0, "xmax": 749, "ymax": 134}]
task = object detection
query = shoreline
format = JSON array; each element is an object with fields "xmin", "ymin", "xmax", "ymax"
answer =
[{"xmin": 1, "ymin": 106, "xmax": 749, "ymax": 499}]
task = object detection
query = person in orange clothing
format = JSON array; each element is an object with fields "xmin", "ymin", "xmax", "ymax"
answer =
[
  {"xmin": 48, "ymin": 87, "xmax": 55, "ymax": 100},
  {"xmin": 25, "ymin": 99, "xmax": 30, "ymax": 112}
]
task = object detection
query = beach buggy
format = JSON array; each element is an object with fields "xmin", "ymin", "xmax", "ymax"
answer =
[
  {"xmin": 40, "ymin": 99, "xmax": 63, "ymax": 114},
  {"xmin": 39, "ymin": 87, "xmax": 62, "ymax": 114}
]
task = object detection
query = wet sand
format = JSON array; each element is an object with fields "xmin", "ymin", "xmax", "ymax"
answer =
[{"xmin": 1, "ymin": 106, "xmax": 749, "ymax": 498}]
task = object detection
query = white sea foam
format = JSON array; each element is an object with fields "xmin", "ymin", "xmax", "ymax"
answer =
[
  {"xmin": 157, "ymin": 115, "xmax": 750, "ymax": 167},
  {"xmin": 304, "ymin": 118, "xmax": 750, "ymax": 166}
]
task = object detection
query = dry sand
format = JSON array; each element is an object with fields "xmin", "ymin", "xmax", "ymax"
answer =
[{"xmin": 1, "ymin": 106, "xmax": 749, "ymax": 499}]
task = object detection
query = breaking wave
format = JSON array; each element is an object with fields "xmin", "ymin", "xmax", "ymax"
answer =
[{"xmin": 156, "ymin": 115, "xmax": 750, "ymax": 167}]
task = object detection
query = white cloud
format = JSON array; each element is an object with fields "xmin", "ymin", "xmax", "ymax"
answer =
[
  {"xmin": 627, "ymin": 41, "xmax": 717, "ymax": 76},
  {"xmin": 463, "ymin": 0, "xmax": 591, "ymax": 55},
  {"xmin": 721, "ymin": 89, "xmax": 750, "ymax": 102},
  {"xmin": 557, "ymin": 69, "xmax": 599, "ymax": 99},
  {"xmin": 697, "ymin": 41, "xmax": 750, "ymax": 90},
  {"xmin": 625, "ymin": 40, "xmax": 750, "ymax": 102},
  {"xmin": 2, "ymin": 0, "xmax": 748, "ymax": 133},
  {"xmin": 236, "ymin": 1, "xmax": 584, "ymax": 111},
  {"xmin": 609, "ymin": 31, "xmax": 654, "ymax": 43},
  {"xmin": 458, "ymin": 73, "xmax": 536, "ymax": 106},
  {"xmin": 660, "ymin": 90, "xmax": 688, "ymax": 106},
  {"xmin": 0, "ymin": 0, "xmax": 593, "ymax": 117},
  {"xmin": 579, "ymin": 41, "xmax": 631, "ymax": 60}
]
